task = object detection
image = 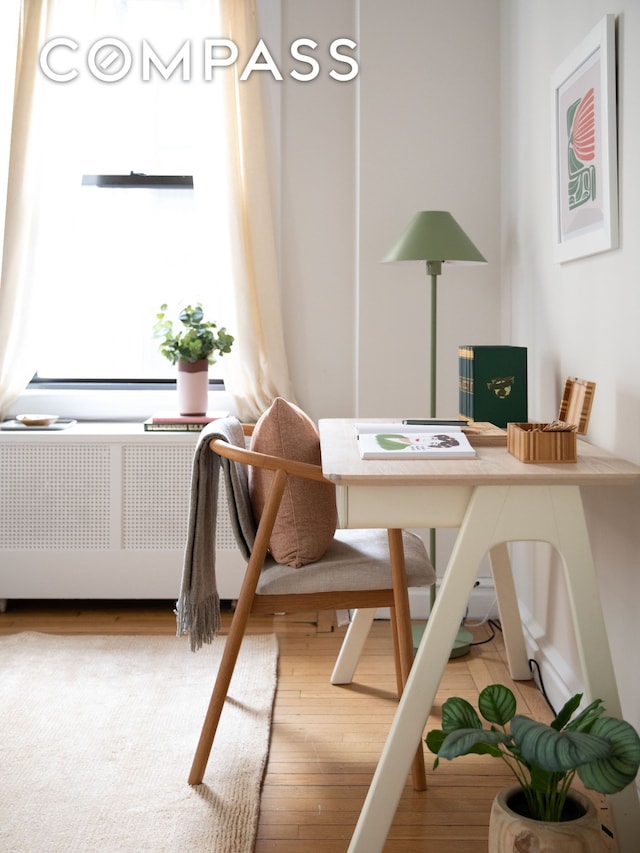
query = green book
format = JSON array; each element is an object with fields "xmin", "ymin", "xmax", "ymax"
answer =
[{"xmin": 458, "ymin": 346, "xmax": 528, "ymax": 428}]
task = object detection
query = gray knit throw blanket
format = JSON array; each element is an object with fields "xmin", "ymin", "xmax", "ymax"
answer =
[{"xmin": 176, "ymin": 417, "xmax": 256, "ymax": 651}]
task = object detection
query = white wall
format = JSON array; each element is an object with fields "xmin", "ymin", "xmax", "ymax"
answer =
[
  {"xmin": 278, "ymin": 0, "xmax": 501, "ymax": 420},
  {"xmin": 278, "ymin": 0, "xmax": 358, "ymax": 418},
  {"xmin": 501, "ymin": 0, "xmax": 640, "ymax": 736}
]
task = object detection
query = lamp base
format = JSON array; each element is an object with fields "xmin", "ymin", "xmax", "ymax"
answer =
[{"xmin": 412, "ymin": 623, "xmax": 473, "ymax": 659}]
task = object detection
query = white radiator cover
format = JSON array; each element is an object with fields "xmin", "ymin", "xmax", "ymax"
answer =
[{"xmin": 0, "ymin": 423, "xmax": 246, "ymax": 601}]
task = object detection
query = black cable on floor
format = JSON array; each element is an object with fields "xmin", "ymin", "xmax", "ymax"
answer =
[
  {"xmin": 469, "ymin": 618, "xmax": 504, "ymax": 646},
  {"xmin": 470, "ymin": 620, "xmax": 496, "ymax": 646},
  {"xmin": 528, "ymin": 657, "xmax": 556, "ymax": 716}
]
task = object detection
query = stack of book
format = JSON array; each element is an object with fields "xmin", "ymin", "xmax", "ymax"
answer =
[{"xmin": 143, "ymin": 411, "xmax": 229, "ymax": 432}]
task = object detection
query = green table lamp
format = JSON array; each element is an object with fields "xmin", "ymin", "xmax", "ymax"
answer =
[{"xmin": 383, "ymin": 210, "xmax": 486, "ymax": 656}]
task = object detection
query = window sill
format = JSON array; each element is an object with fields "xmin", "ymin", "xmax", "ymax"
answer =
[{"xmin": 9, "ymin": 386, "xmax": 235, "ymax": 422}]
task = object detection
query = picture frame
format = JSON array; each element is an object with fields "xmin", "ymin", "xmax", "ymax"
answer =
[{"xmin": 551, "ymin": 14, "xmax": 618, "ymax": 263}]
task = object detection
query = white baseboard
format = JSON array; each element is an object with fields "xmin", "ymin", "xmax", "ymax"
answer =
[
  {"xmin": 410, "ymin": 577, "xmax": 498, "ymax": 621},
  {"xmin": 374, "ymin": 577, "xmax": 499, "ymax": 622},
  {"xmin": 517, "ymin": 604, "xmax": 581, "ymax": 714}
]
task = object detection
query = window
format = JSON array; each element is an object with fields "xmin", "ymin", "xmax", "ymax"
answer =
[{"xmin": 31, "ymin": 0, "xmax": 233, "ymax": 384}]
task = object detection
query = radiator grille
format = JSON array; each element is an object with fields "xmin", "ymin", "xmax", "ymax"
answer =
[
  {"xmin": 0, "ymin": 441, "xmax": 240, "ymax": 553},
  {"xmin": 121, "ymin": 445, "xmax": 239, "ymax": 550},
  {"xmin": 122, "ymin": 445, "xmax": 192, "ymax": 549},
  {"xmin": 0, "ymin": 444, "xmax": 111, "ymax": 550}
]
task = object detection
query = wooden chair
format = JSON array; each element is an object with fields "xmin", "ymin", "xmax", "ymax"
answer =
[{"xmin": 187, "ymin": 425, "xmax": 435, "ymax": 789}]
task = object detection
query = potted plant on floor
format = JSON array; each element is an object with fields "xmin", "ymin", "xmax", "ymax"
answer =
[
  {"xmin": 153, "ymin": 303, "xmax": 234, "ymax": 415},
  {"xmin": 425, "ymin": 684, "xmax": 640, "ymax": 852}
]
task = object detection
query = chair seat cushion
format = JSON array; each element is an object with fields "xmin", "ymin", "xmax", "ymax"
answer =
[
  {"xmin": 249, "ymin": 398, "xmax": 337, "ymax": 568},
  {"xmin": 256, "ymin": 529, "xmax": 435, "ymax": 595}
]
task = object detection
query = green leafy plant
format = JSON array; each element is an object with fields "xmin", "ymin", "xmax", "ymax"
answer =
[
  {"xmin": 153, "ymin": 303, "xmax": 234, "ymax": 366},
  {"xmin": 425, "ymin": 684, "xmax": 640, "ymax": 823}
]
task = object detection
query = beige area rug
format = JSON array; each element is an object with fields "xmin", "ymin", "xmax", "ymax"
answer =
[{"xmin": 0, "ymin": 631, "xmax": 278, "ymax": 852}]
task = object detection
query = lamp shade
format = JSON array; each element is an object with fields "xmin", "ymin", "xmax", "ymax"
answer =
[{"xmin": 383, "ymin": 210, "xmax": 486, "ymax": 265}]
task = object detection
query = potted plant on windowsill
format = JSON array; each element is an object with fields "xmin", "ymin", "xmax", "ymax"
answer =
[
  {"xmin": 425, "ymin": 684, "xmax": 640, "ymax": 852},
  {"xmin": 153, "ymin": 303, "xmax": 234, "ymax": 415}
]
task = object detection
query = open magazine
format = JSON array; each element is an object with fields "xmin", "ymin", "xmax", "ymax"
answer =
[{"xmin": 355, "ymin": 422, "xmax": 477, "ymax": 460}]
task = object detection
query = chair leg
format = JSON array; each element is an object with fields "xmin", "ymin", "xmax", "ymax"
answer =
[
  {"xmin": 388, "ymin": 606, "xmax": 404, "ymax": 698},
  {"xmin": 188, "ymin": 468, "xmax": 288, "ymax": 785},
  {"xmin": 188, "ymin": 583, "xmax": 254, "ymax": 784},
  {"xmin": 387, "ymin": 528, "xmax": 427, "ymax": 791}
]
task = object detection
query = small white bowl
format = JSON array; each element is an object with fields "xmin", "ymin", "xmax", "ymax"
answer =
[{"xmin": 16, "ymin": 413, "xmax": 59, "ymax": 427}]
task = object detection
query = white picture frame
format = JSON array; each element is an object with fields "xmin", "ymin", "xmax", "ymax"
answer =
[{"xmin": 551, "ymin": 14, "xmax": 618, "ymax": 263}]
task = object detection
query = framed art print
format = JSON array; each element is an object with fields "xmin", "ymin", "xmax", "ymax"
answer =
[{"xmin": 551, "ymin": 15, "xmax": 618, "ymax": 263}]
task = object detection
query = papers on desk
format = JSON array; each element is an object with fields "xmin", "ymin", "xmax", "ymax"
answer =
[{"xmin": 355, "ymin": 423, "xmax": 477, "ymax": 460}]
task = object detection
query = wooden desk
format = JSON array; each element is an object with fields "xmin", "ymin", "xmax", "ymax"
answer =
[{"xmin": 318, "ymin": 418, "xmax": 640, "ymax": 853}]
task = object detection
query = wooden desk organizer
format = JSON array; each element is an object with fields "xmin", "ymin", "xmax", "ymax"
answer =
[{"xmin": 507, "ymin": 377, "xmax": 595, "ymax": 463}]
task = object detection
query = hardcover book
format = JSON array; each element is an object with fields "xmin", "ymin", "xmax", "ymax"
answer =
[
  {"xmin": 143, "ymin": 420, "xmax": 207, "ymax": 432},
  {"xmin": 458, "ymin": 345, "xmax": 527, "ymax": 428},
  {"xmin": 143, "ymin": 410, "xmax": 229, "ymax": 432},
  {"xmin": 356, "ymin": 424, "xmax": 476, "ymax": 460},
  {"xmin": 150, "ymin": 410, "xmax": 229, "ymax": 423}
]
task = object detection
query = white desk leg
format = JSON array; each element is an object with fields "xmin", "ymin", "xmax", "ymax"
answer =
[
  {"xmin": 348, "ymin": 485, "xmax": 640, "ymax": 851},
  {"xmin": 551, "ymin": 487, "xmax": 640, "ymax": 850},
  {"xmin": 331, "ymin": 608, "xmax": 376, "ymax": 685},
  {"xmin": 488, "ymin": 543, "xmax": 531, "ymax": 680},
  {"xmin": 348, "ymin": 486, "xmax": 510, "ymax": 853}
]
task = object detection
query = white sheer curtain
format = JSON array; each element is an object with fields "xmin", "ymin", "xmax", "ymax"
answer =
[
  {"xmin": 0, "ymin": 0, "xmax": 50, "ymax": 419},
  {"xmin": 0, "ymin": 0, "xmax": 295, "ymax": 421},
  {"xmin": 212, "ymin": 0, "xmax": 297, "ymax": 421}
]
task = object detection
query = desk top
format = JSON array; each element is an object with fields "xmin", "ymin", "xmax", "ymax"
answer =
[{"xmin": 319, "ymin": 419, "xmax": 640, "ymax": 487}]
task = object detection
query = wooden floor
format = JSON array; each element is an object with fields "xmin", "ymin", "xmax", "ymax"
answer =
[{"xmin": 0, "ymin": 600, "xmax": 616, "ymax": 852}]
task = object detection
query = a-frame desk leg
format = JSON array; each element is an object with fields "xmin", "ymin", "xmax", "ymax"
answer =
[{"xmin": 348, "ymin": 485, "xmax": 640, "ymax": 853}]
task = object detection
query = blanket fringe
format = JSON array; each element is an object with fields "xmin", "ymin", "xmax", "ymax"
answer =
[{"xmin": 176, "ymin": 593, "xmax": 222, "ymax": 652}]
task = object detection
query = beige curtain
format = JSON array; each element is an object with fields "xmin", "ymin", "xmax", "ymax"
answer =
[
  {"xmin": 0, "ymin": 0, "xmax": 295, "ymax": 421},
  {"xmin": 0, "ymin": 0, "xmax": 49, "ymax": 419},
  {"xmin": 215, "ymin": 0, "xmax": 296, "ymax": 422}
]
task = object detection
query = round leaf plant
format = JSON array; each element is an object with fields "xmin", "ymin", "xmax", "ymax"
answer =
[
  {"xmin": 153, "ymin": 303, "xmax": 234, "ymax": 366},
  {"xmin": 425, "ymin": 684, "xmax": 640, "ymax": 823}
]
